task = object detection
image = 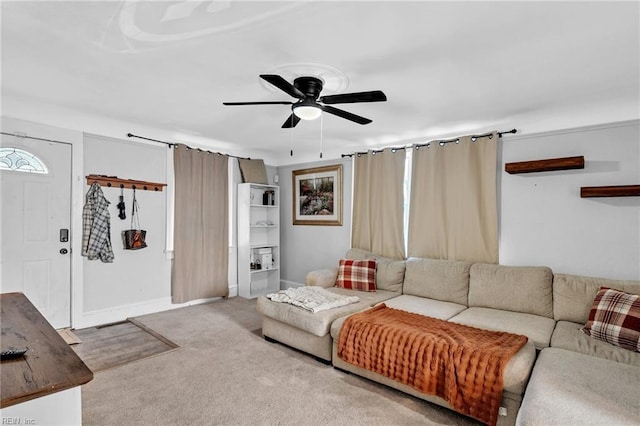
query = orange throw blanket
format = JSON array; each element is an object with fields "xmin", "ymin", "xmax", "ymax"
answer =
[{"xmin": 337, "ymin": 304, "xmax": 527, "ymax": 426}]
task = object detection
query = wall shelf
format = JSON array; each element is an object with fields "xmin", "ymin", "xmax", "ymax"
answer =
[
  {"xmin": 86, "ymin": 175, "xmax": 167, "ymax": 192},
  {"xmin": 505, "ymin": 156, "xmax": 584, "ymax": 174},
  {"xmin": 580, "ymin": 185, "xmax": 640, "ymax": 198}
]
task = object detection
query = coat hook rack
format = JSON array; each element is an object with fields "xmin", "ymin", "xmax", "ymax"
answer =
[{"xmin": 86, "ymin": 175, "xmax": 167, "ymax": 192}]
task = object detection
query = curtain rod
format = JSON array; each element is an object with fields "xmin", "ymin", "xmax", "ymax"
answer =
[
  {"xmin": 1, "ymin": 131, "xmax": 73, "ymax": 145},
  {"xmin": 2, "ymin": 130, "xmax": 252, "ymax": 161},
  {"xmin": 126, "ymin": 133, "xmax": 250, "ymax": 160},
  {"xmin": 341, "ymin": 128, "xmax": 517, "ymax": 158}
]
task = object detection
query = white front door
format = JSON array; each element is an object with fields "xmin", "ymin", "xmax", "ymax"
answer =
[{"xmin": 0, "ymin": 135, "xmax": 72, "ymax": 329}]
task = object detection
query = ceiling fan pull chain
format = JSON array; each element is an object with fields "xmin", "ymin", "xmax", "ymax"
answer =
[
  {"xmin": 319, "ymin": 112, "xmax": 324, "ymax": 159},
  {"xmin": 290, "ymin": 114, "xmax": 295, "ymax": 156}
]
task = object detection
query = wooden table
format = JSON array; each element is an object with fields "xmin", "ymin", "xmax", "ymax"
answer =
[{"xmin": 1, "ymin": 292, "xmax": 93, "ymax": 409}]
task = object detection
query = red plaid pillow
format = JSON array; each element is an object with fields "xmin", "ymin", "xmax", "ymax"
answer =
[
  {"xmin": 581, "ymin": 287, "xmax": 640, "ymax": 352},
  {"xmin": 335, "ymin": 259, "xmax": 376, "ymax": 292}
]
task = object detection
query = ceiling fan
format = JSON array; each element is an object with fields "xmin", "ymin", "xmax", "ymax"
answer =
[{"xmin": 223, "ymin": 74, "xmax": 387, "ymax": 128}]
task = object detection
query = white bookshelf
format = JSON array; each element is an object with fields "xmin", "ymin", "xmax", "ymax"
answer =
[{"xmin": 237, "ymin": 183, "xmax": 280, "ymax": 298}]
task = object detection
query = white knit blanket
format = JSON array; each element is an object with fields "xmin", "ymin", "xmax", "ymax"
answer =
[{"xmin": 266, "ymin": 286, "xmax": 359, "ymax": 313}]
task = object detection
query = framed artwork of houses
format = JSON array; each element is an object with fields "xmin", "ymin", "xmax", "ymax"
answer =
[{"xmin": 292, "ymin": 164, "xmax": 343, "ymax": 226}]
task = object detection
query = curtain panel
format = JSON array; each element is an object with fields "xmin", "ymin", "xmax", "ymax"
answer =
[
  {"xmin": 407, "ymin": 133, "xmax": 498, "ymax": 263},
  {"xmin": 172, "ymin": 145, "xmax": 229, "ymax": 303},
  {"xmin": 352, "ymin": 149, "xmax": 406, "ymax": 259}
]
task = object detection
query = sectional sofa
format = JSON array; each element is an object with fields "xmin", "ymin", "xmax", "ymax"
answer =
[{"xmin": 256, "ymin": 248, "xmax": 640, "ymax": 425}]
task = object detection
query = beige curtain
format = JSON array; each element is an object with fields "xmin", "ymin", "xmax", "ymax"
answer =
[
  {"xmin": 352, "ymin": 149, "xmax": 406, "ymax": 259},
  {"xmin": 407, "ymin": 133, "xmax": 498, "ymax": 263},
  {"xmin": 172, "ymin": 145, "xmax": 229, "ymax": 303}
]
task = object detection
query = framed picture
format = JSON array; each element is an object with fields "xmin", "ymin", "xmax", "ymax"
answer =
[{"xmin": 292, "ymin": 164, "xmax": 343, "ymax": 226}]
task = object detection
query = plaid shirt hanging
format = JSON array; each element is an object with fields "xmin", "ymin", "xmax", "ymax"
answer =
[{"xmin": 82, "ymin": 182, "xmax": 114, "ymax": 263}]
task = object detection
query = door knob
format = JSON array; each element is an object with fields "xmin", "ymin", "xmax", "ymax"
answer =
[{"xmin": 60, "ymin": 248, "xmax": 68, "ymax": 255}]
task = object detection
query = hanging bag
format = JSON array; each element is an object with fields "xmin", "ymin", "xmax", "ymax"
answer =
[{"xmin": 122, "ymin": 188, "xmax": 147, "ymax": 250}]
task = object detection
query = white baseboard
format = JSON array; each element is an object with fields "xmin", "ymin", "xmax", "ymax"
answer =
[
  {"xmin": 76, "ymin": 285, "xmax": 239, "ymax": 329},
  {"xmin": 228, "ymin": 284, "xmax": 238, "ymax": 297},
  {"xmin": 280, "ymin": 280, "xmax": 304, "ymax": 289}
]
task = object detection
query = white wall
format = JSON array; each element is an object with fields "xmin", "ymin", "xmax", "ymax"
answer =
[
  {"xmin": 82, "ymin": 134, "xmax": 171, "ymax": 312},
  {"xmin": 278, "ymin": 121, "xmax": 640, "ymax": 286},
  {"xmin": 499, "ymin": 121, "xmax": 639, "ymax": 280},
  {"xmin": 1, "ymin": 116, "xmax": 256, "ymax": 329},
  {"xmin": 278, "ymin": 158, "xmax": 353, "ymax": 287},
  {"xmin": 81, "ymin": 138, "xmax": 270, "ymax": 326}
]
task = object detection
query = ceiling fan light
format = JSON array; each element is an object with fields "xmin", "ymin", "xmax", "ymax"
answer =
[{"xmin": 293, "ymin": 105, "xmax": 322, "ymax": 120}]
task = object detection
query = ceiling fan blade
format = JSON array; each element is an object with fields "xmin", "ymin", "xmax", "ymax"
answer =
[
  {"xmin": 319, "ymin": 90, "xmax": 386, "ymax": 105},
  {"xmin": 281, "ymin": 113, "xmax": 301, "ymax": 128},
  {"xmin": 260, "ymin": 74, "xmax": 305, "ymax": 99},
  {"xmin": 223, "ymin": 101, "xmax": 293, "ymax": 106},
  {"xmin": 320, "ymin": 105, "xmax": 372, "ymax": 125}
]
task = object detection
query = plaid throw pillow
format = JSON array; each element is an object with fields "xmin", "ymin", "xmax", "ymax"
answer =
[
  {"xmin": 335, "ymin": 259, "xmax": 376, "ymax": 292},
  {"xmin": 581, "ymin": 287, "xmax": 640, "ymax": 352}
]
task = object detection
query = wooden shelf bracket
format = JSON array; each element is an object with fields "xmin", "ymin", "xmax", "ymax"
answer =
[
  {"xmin": 505, "ymin": 156, "xmax": 585, "ymax": 174},
  {"xmin": 86, "ymin": 175, "xmax": 167, "ymax": 192}
]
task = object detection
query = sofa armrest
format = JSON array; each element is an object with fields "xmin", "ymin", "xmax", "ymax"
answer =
[{"xmin": 305, "ymin": 268, "xmax": 338, "ymax": 288}]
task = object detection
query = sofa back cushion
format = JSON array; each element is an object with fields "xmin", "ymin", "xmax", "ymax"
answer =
[
  {"xmin": 403, "ymin": 258, "xmax": 471, "ymax": 305},
  {"xmin": 553, "ymin": 273, "xmax": 640, "ymax": 323},
  {"xmin": 345, "ymin": 248, "xmax": 405, "ymax": 293},
  {"xmin": 468, "ymin": 263, "xmax": 553, "ymax": 318}
]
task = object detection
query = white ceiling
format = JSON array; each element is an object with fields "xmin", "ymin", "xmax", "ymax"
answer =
[{"xmin": 2, "ymin": 1, "xmax": 639, "ymax": 165}]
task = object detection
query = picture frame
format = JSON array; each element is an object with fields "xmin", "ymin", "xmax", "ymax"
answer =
[{"xmin": 292, "ymin": 164, "xmax": 343, "ymax": 226}]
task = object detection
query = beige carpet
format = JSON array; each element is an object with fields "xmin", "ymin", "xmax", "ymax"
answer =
[{"xmin": 82, "ymin": 297, "xmax": 478, "ymax": 426}]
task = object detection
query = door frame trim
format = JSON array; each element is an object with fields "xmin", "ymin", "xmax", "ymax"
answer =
[{"xmin": 70, "ymin": 135, "xmax": 84, "ymax": 329}]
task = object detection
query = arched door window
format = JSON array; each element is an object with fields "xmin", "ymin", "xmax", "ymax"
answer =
[{"xmin": 0, "ymin": 147, "xmax": 49, "ymax": 174}]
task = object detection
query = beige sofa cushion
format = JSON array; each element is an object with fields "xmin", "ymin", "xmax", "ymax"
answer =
[
  {"xmin": 553, "ymin": 273, "xmax": 640, "ymax": 323},
  {"xmin": 345, "ymin": 248, "xmax": 405, "ymax": 293},
  {"xmin": 468, "ymin": 263, "xmax": 553, "ymax": 318},
  {"xmin": 379, "ymin": 295, "xmax": 467, "ymax": 320},
  {"xmin": 550, "ymin": 320, "xmax": 640, "ymax": 367},
  {"xmin": 450, "ymin": 307, "xmax": 556, "ymax": 349},
  {"xmin": 257, "ymin": 287, "xmax": 397, "ymax": 337},
  {"xmin": 517, "ymin": 348, "xmax": 640, "ymax": 426},
  {"xmin": 403, "ymin": 257, "xmax": 471, "ymax": 305}
]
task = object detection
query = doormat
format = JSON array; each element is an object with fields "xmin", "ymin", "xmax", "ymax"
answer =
[
  {"xmin": 71, "ymin": 318, "xmax": 179, "ymax": 372},
  {"xmin": 58, "ymin": 328, "xmax": 82, "ymax": 345}
]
